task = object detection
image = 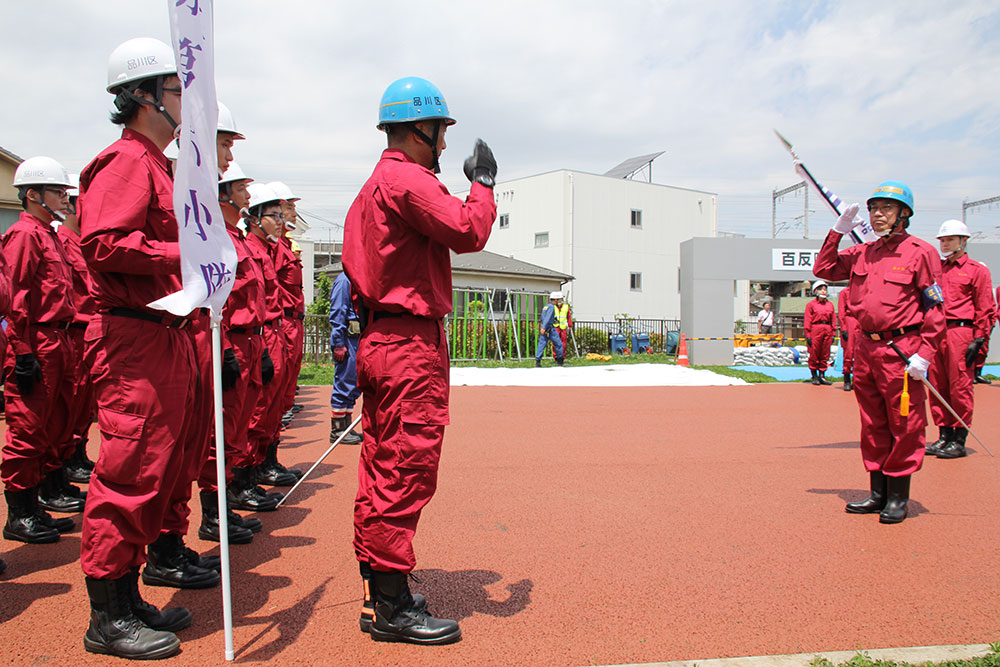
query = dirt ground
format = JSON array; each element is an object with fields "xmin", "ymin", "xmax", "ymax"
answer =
[{"xmin": 2, "ymin": 383, "xmax": 999, "ymax": 666}]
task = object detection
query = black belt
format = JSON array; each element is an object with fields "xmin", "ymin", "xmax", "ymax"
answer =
[
  {"xmin": 283, "ymin": 308, "xmax": 305, "ymax": 321},
  {"xmin": 862, "ymin": 324, "xmax": 920, "ymax": 341},
  {"xmin": 69, "ymin": 322, "xmax": 88, "ymax": 330},
  {"xmin": 229, "ymin": 326, "xmax": 263, "ymax": 335},
  {"xmin": 34, "ymin": 320, "xmax": 73, "ymax": 330},
  {"xmin": 813, "ymin": 321, "xmax": 832, "ymax": 325},
  {"xmin": 107, "ymin": 307, "xmax": 193, "ymax": 329},
  {"xmin": 264, "ymin": 317, "xmax": 282, "ymax": 327},
  {"xmin": 371, "ymin": 310, "xmax": 438, "ymax": 322},
  {"xmin": 947, "ymin": 319, "xmax": 974, "ymax": 328}
]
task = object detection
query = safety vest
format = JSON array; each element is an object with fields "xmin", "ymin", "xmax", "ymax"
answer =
[{"xmin": 555, "ymin": 303, "xmax": 569, "ymax": 330}]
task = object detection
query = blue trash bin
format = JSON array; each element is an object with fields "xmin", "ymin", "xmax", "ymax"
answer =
[
  {"xmin": 633, "ymin": 332, "xmax": 650, "ymax": 354},
  {"xmin": 610, "ymin": 334, "xmax": 628, "ymax": 354},
  {"xmin": 665, "ymin": 331, "xmax": 679, "ymax": 354}
]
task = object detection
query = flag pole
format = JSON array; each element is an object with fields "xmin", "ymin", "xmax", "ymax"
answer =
[{"xmin": 211, "ymin": 319, "xmax": 235, "ymax": 660}]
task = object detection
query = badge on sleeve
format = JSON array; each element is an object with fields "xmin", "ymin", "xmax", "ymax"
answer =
[{"xmin": 922, "ymin": 283, "xmax": 944, "ymax": 308}]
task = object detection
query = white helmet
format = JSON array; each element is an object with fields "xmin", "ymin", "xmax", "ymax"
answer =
[
  {"xmin": 67, "ymin": 173, "xmax": 80, "ymax": 198},
  {"xmin": 811, "ymin": 279, "xmax": 828, "ymax": 295},
  {"xmin": 13, "ymin": 156, "xmax": 72, "ymax": 188},
  {"xmin": 247, "ymin": 183, "xmax": 282, "ymax": 211},
  {"xmin": 217, "ymin": 101, "xmax": 245, "ymax": 140},
  {"xmin": 220, "ymin": 161, "xmax": 252, "ymax": 186},
  {"xmin": 106, "ymin": 37, "xmax": 177, "ymax": 92},
  {"xmin": 266, "ymin": 181, "xmax": 300, "ymax": 202},
  {"xmin": 936, "ymin": 219, "xmax": 970, "ymax": 238},
  {"xmin": 550, "ymin": 291, "xmax": 564, "ymax": 300}
]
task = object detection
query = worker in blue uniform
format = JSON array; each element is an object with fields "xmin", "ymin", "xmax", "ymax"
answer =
[
  {"xmin": 534, "ymin": 291, "xmax": 565, "ymax": 367},
  {"xmin": 329, "ymin": 272, "xmax": 363, "ymax": 444}
]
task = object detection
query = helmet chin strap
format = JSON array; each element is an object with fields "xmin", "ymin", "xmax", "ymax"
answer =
[
  {"xmin": 410, "ymin": 121, "xmax": 442, "ymax": 173},
  {"xmin": 118, "ymin": 76, "xmax": 179, "ymax": 131},
  {"xmin": 32, "ymin": 188, "xmax": 66, "ymax": 223}
]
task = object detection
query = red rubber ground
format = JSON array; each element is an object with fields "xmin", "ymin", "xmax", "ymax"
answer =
[{"xmin": 2, "ymin": 383, "xmax": 1000, "ymax": 665}]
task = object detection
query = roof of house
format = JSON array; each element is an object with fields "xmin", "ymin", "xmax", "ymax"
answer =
[{"xmin": 0, "ymin": 146, "xmax": 23, "ymax": 165}]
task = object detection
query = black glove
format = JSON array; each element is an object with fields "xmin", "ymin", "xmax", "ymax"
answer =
[
  {"xmin": 463, "ymin": 138, "xmax": 497, "ymax": 187},
  {"xmin": 806, "ymin": 337, "xmax": 812, "ymax": 346},
  {"xmin": 966, "ymin": 337, "xmax": 986, "ymax": 369},
  {"xmin": 14, "ymin": 353, "xmax": 42, "ymax": 396},
  {"xmin": 841, "ymin": 330, "xmax": 848, "ymax": 343},
  {"xmin": 222, "ymin": 348, "xmax": 240, "ymax": 391},
  {"xmin": 261, "ymin": 348, "xmax": 275, "ymax": 385}
]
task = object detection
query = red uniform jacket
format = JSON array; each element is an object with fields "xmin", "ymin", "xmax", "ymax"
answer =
[
  {"xmin": 57, "ymin": 225, "xmax": 96, "ymax": 324},
  {"xmin": 838, "ymin": 285, "xmax": 856, "ymax": 334},
  {"xmin": 814, "ymin": 230, "xmax": 945, "ymax": 361},
  {"xmin": 78, "ymin": 128, "xmax": 181, "ymax": 310},
  {"xmin": 275, "ymin": 238, "xmax": 304, "ymax": 316},
  {"xmin": 222, "ymin": 224, "xmax": 267, "ymax": 330},
  {"xmin": 244, "ymin": 231, "xmax": 283, "ymax": 322},
  {"xmin": 804, "ymin": 298, "xmax": 835, "ymax": 337},
  {"xmin": 343, "ymin": 149, "xmax": 496, "ymax": 318},
  {"xmin": 1, "ymin": 212, "xmax": 76, "ymax": 355},
  {"xmin": 940, "ymin": 254, "xmax": 993, "ymax": 338}
]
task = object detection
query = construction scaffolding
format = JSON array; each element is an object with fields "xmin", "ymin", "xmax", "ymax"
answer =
[{"xmin": 447, "ymin": 287, "xmax": 549, "ymax": 361}]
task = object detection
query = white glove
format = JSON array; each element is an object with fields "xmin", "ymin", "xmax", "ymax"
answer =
[
  {"xmin": 834, "ymin": 202, "xmax": 862, "ymax": 234},
  {"xmin": 906, "ymin": 353, "xmax": 930, "ymax": 380}
]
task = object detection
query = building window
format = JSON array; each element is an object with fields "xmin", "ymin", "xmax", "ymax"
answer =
[
  {"xmin": 630, "ymin": 209, "xmax": 642, "ymax": 228},
  {"xmin": 534, "ymin": 232, "xmax": 549, "ymax": 248},
  {"xmin": 498, "ymin": 213, "xmax": 509, "ymax": 229},
  {"xmin": 630, "ymin": 272, "xmax": 642, "ymax": 291}
]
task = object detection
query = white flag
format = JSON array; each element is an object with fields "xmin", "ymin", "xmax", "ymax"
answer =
[{"xmin": 150, "ymin": 0, "xmax": 236, "ymax": 319}]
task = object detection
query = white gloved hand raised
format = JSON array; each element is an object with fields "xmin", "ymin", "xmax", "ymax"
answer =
[
  {"xmin": 906, "ymin": 353, "xmax": 930, "ymax": 380},
  {"xmin": 834, "ymin": 202, "xmax": 862, "ymax": 234}
]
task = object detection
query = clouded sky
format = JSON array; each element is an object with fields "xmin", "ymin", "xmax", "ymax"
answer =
[{"xmin": 3, "ymin": 1, "xmax": 999, "ymax": 243}]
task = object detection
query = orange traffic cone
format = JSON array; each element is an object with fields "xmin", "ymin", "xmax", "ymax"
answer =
[{"xmin": 677, "ymin": 334, "xmax": 689, "ymax": 367}]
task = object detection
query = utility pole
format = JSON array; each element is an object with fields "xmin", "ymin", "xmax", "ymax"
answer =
[
  {"xmin": 963, "ymin": 195, "xmax": 1000, "ymax": 223},
  {"xmin": 772, "ymin": 181, "xmax": 807, "ymax": 238}
]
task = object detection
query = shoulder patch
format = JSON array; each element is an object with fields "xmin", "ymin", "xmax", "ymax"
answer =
[{"xmin": 922, "ymin": 283, "xmax": 944, "ymax": 308}]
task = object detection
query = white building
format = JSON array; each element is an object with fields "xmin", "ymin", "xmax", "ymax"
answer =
[{"xmin": 482, "ymin": 165, "xmax": 748, "ymax": 322}]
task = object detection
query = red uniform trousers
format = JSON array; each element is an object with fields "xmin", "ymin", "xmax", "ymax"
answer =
[
  {"xmin": 928, "ymin": 324, "xmax": 975, "ymax": 426},
  {"xmin": 841, "ymin": 320, "xmax": 858, "ymax": 376},
  {"xmin": 248, "ymin": 321, "xmax": 287, "ymax": 465},
  {"xmin": 80, "ymin": 314, "xmax": 198, "ymax": 579},
  {"xmin": 354, "ymin": 316, "xmax": 449, "ymax": 573},
  {"xmin": 853, "ymin": 332, "xmax": 927, "ymax": 477},
  {"xmin": 279, "ymin": 316, "xmax": 304, "ymax": 415},
  {"xmin": 59, "ymin": 322, "xmax": 96, "ymax": 461},
  {"xmin": 160, "ymin": 316, "xmax": 214, "ymax": 535},
  {"xmin": 553, "ymin": 328, "xmax": 569, "ymax": 359},
  {"xmin": 198, "ymin": 331, "xmax": 264, "ymax": 492},
  {"xmin": 1, "ymin": 328, "xmax": 74, "ymax": 491},
  {"xmin": 807, "ymin": 323, "xmax": 834, "ymax": 371}
]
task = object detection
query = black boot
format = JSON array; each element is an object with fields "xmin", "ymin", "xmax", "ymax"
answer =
[
  {"xmin": 359, "ymin": 562, "xmax": 426, "ymax": 633},
  {"xmin": 555, "ymin": 357, "xmax": 565, "ymax": 367},
  {"xmin": 229, "ymin": 467, "xmax": 279, "ymax": 512},
  {"xmin": 3, "ymin": 489, "xmax": 60, "ymax": 543},
  {"xmin": 37, "ymin": 469, "xmax": 85, "ymax": 513},
  {"xmin": 817, "ymin": 371, "xmax": 832, "ymax": 385},
  {"xmin": 843, "ymin": 372, "xmax": 853, "ymax": 391},
  {"xmin": 974, "ymin": 366, "xmax": 991, "ymax": 384},
  {"xmin": 534, "ymin": 359, "xmax": 542, "ymax": 368},
  {"xmin": 879, "ymin": 474, "xmax": 911, "ymax": 524},
  {"xmin": 808, "ymin": 369, "xmax": 820, "ymax": 385},
  {"xmin": 141, "ymin": 533, "xmax": 220, "ymax": 589},
  {"xmin": 198, "ymin": 491, "xmax": 253, "ymax": 545},
  {"xmin": 331, "ymin": 416, "xmax": 363, "ymax": 445},
  {"xmin": 257, "ymin": 441, "xmax": 301, "ymax": 486},
  {"xmin": 125, "ymin": 567, "xmax": 192, "ymax": 632},
  {"xmin": 65, "ymin": 440, "xmax": 95, "ymax": 484},
  {"xmin": 369, "ymin": 570, "xmax": 461, "ymax": 645},
  {"xmin": 937, "ymin": 427, "xmax": 968, "ymax": 459},
  {"xmin": 845, "ymin": 471, "xmax": 887, "ymax": 514},
  {"xmin": 83, "ymin": 575, "xmax": 181, "ymax": 659},
  {"xmin": 926, "ymin": 426, "xmax": 953, "ymax": 456}
]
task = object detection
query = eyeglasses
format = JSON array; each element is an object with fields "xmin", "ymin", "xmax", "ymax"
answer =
[
  {"xmin": 261, "ymin": 212, "xmax": 286, "ymax": 222},
  {"xmin": 867, "ymin": 203, "xmax": 898, "ymax": 213}
]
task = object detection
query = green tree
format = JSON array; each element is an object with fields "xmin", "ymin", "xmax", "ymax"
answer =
[{"xmin": 310, "ymin": 274, "xmax": 332, "ymax": 317}]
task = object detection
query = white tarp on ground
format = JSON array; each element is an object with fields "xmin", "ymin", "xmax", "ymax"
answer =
[{"xmin": 450, "ymin": 363, "xmax": 748, "ymax": 387}]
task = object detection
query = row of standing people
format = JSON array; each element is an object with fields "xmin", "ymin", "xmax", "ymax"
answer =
[{"xmin": 0, "ymin": 37, "xmax": 309, "ymax": 660}]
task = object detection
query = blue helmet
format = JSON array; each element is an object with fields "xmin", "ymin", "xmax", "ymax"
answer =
[
  {"xmin": 377, "ymin": 77, "xmax": 456, "ymax": 130},
  {"xmin": 867, "ymin": 180, "xmax": 914, "ymax": 217}
]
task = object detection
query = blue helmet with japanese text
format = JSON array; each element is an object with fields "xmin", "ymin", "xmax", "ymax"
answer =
[
  {"xmin": 377, "ymin": 77, "xmax": 456, "ymax": 130},
  {"xmin": 867, "ymin": 180, "xmax": 914, "ymax": 217}
]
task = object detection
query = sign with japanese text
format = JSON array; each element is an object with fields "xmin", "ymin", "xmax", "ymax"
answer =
[
  {"xmin": 150, "ymin": 0, "xmax": 236, "ymax": 318},
  {"xmin": 772, "ymin": 248, "xmax": 821, "ymax": 271}
]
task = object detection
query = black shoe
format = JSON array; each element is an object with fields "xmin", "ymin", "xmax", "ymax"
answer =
[
  {"xmin": 359, "ymin": 562, "xmax": 426, "ymax": 633},
  {"xmin": 974, "ymin": 367, "xmax": 991, "ymax": 384},
  {"xmin": 291, "ymin": 404, "xmax": 304, "ymax": 413},
  {"xmin": 534, "ymin": 360, "xmax": 542, "ymax": 368},
  {"xmin": 142, "ymin": 533, "xmax": 220, "ymax": 589},
  {"xmin": 845, "ymin": 471, "xmax": 887, "ymax": 514},
  {"xmin": 369, "ymin": 570, "xmax": 461, "ymax": 645},
  {"xmin": 35, "ymin": 507, "xmax": 74, "ymax": 533},
  {"xmin": 936, "ymin": 427, "xmax": 968, "ymax": 459},
  {"xmin": 37, "ymin": 469, "xmax": 85, "ymax": 513},
  {"xmin": 84, "ymin": 575, "xmax": 181, "ymax": 659},
  {"xmin": 125, "ymin": 567, "xmax": 193, "ymax": 632},
  {"xmin": 228, "ymin": 468, "xmax": 280, "ymax": 512},
  {"xmin": 879, "ymin": 475, "xmax": 911, "ymax": 524},
  {"xmin": 261, "ymin": 441, "xmax": 303, "ymax": 483},
  {"xmin": 555, "ymin": 357, "xmax": 565, "ymax": 367},
  {"xmin": 198, "ymin": 491, "xmax": 254, "ymax": 544},
  {"xmin": 843, "ymin": 373, "xmax": 853, "ymax": 391},
  {"xmin": 4, "ymin": 489, "xmax": 60, "ymax": 543},
  {"xmin": 817, "ymin": 372, "xmax": 832, "ymax": 386},
  {"xmin": 65, "ymin": 440, "xmax": 95, "ymax": 483},
  {"xmin": 331, "ymin": 416, "xmax": 363, "ymax": 445},
  {"xmin": 926, "ymin": 426, "xmax": 953, "ymax": 456},
  {"xmin": 230, "ymin": 509, "xmax": 262, "ymax": 533}
]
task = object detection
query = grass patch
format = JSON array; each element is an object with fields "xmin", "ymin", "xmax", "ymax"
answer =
[{"xmin": 808, "ymin": 646, "xmax": 1000, "ymax": 667}]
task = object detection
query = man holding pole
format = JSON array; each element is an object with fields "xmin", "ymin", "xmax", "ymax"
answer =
[
  {"xmin": 343, "ymin": 76, "xmax": 497, "ymax": 644},
  {"xmin": 814, "ymin": 181, "xmax": 944, "ymax": 524}
]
